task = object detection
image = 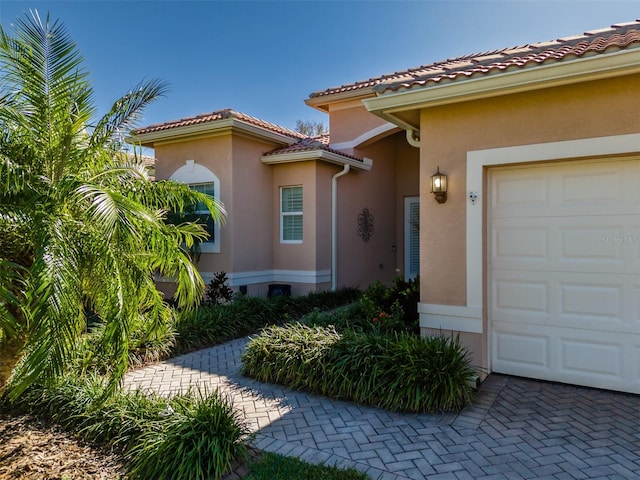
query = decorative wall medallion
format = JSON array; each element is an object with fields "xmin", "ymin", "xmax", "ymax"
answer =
[{"xmin": 357, "ymin": 208, "xmax": 374, "ymax": 243}]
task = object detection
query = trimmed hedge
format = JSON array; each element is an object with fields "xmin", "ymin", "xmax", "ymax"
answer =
[{"xmin": 241, "ymin": 324, "xmax": 476, "ymax": 413}]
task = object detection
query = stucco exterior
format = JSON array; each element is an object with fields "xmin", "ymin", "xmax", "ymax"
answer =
[{"xmin": 130, "ymin": 109, "xmax": 419, "ymax": 298}]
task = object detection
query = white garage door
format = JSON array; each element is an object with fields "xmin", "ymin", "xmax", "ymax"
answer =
[{"xmin": 489, "ymin": 158, "xmax": 640, "ymax": 394}]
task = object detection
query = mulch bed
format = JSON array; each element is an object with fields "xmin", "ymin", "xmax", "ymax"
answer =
[
  {"xmin": 0, "ymin": 413, "xmax": 126, "ymax": 480},
  {"xmin": 0, "ymin": 413, "xmax": 261, "ymax": 479}
]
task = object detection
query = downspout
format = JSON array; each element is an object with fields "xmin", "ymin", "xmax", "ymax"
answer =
[
  {"xmin": 406, "ymin": 129, "xmax": 420, "ymax": 148},
  {"xmin": 331, "ymin": 164, "xmax": 351, "ymax": 291}
]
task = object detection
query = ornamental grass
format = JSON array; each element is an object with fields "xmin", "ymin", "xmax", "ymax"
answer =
[{"xmin": 241, "ymin": 324, "xmax": 476, "ymax": 413}]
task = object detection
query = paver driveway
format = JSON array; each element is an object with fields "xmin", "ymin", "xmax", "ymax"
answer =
[{"xmin": 124, "ymin": 337, "xmax": 640, "ymax": 479}]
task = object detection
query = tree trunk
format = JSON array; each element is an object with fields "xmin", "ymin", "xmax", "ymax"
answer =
[{"xmin": 0, "ymin": 333, "xmax": 27, "ymax": 393}]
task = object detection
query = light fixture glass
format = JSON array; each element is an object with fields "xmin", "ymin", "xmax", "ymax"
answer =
[{"xmin": 430, "ymin": 166, "xmax": 447, "ymax": 203}]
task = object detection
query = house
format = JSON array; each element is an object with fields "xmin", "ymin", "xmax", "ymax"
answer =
[
  {"xmin": 130, "ymin": 20, "xmax": 640, "ymax": 394},
  {"xmin": 129, "ymin": 109, "xmax": 417, "ymax": 297}
]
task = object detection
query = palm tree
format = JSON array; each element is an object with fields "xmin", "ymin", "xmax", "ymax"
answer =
[{"xmin": 0, "ymin": 11, "xmax": 224, "ymax": 397}]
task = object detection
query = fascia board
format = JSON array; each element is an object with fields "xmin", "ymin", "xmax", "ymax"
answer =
[
  {"xmin": 261, "ymin": 150, "xmax": 373, "ymax": 171},
  {"xmin": 127, "ymin": 119, "xmax": 299, "ymax": 147},
  {"xmin": 363, "ymin": 48, "xmax": 640, "ymax": 116},
  {"xmin": 305, "ymin": 88, "xmax": 376, "ymax": 110}
]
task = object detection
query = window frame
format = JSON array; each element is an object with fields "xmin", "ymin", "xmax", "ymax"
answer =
[
  {"xmin": 189, "ymin": 182, "xmax": 218, "ymax": 252},
  {"xmin": 169, "ymin": 161, "xmax": 221, "ymax": 254},
  {"xmin": 280, "ymin": 185, "xmax": 303, "ymax": 244}
]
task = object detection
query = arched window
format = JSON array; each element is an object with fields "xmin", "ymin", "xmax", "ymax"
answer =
[{"xmin": 170, "ymin": 160, "xmax": 221, "ymax": 253}]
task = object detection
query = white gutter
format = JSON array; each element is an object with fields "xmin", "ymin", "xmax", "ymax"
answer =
[{"xmin": 331, "ymin": 164, "xmax": 350, "ymax": 290}]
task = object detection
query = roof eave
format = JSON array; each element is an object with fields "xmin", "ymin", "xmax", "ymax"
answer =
[
  {"xmin": 127, "ymin": 118, "xmax": 300, "ymax": 148},
  {"xmin": 305, "ymin": 87, "xmax": 377, "ymax": 112},
  {"xmin": 261, "ymin": 150, "xmax": 372, "ymax": 171},
  {"xmin": 363, "ymin": 47, "xmax": 640, "ymax": 129}
]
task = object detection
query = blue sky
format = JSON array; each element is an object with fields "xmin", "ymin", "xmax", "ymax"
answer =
[{"xmin": 1, "ymin": 0, "xmax": 638, "ymax": 132}]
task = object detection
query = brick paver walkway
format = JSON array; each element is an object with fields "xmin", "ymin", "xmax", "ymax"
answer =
[{"xmin": 124, "ymin": 337, "xmax": 640, "ymax": 479}]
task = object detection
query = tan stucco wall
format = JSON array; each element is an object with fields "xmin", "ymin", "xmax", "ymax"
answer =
[
  {"xmin": 314, "ymin": 163, "xmax": 336, "ymax": 271},
  {"xmin": 336, "ymin": 136, "xmax": 397, "ymax": 288},
  {"xmin": 153, "ymin": 135, "xmax": 234, "ymax": 274},
  {"xmin": 272, "ymin": 162, "xmax": 318, "ymax": 272},
  {"xmin": 418, "ymin": 73, "xmax": 640, "ymax": 368},
  {"xmin": 329, "ymin": 103, "xmax": 394, "ymax": 145},
  {"xmin": 153, "ymin": 133, "xmax": 283, "ymax": 296},
  {"xmin": 229, "ymin": 136, "xmax": 274, "ymax": 273},
  {"xmin": 308, "ymin": 129, "xmax": 419, "ymax": 290}
]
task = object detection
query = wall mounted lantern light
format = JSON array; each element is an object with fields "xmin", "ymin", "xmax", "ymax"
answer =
[{"xmin": 430, "ymin": 166, "xmax": 447, "ymax": 204}]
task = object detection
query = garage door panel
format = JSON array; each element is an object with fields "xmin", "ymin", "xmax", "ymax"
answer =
[
  {"xmin": 494, "ymin": 279, "xmax": 549, "ymax": 314},
  {"xmin": 492, "ymin": 323, "xmax": 639, "ymax": 392},
  {"xmin": 559, "ymin": 167, "xmax": 623, "ymax": 206},
  {"xmin": 492, "ymin": 225, "xmax": 548, "ymax": 261},
  {"xmin": 492, "ymin": 273, "xmax": 632, "ymax": 333},
  {"xmin": 492, "ymin": 174, "xmax": 548, "ymax": 209},
  {"xmin": 490, "ymin": 158, "xmax": 640, "ymax": 394},
  {"xmin": 492, "ymin": 218, "xmax": 633, "ymax": 272},
  {"xmin": 493, "ymin": 327, "xmax": 550, "ymax": 371},
  {"xmin": 493, "ymin": 161, "xmax": 639, "ymax": 217},
  {"xmin": 559, "ymin": 281, "xmax": 624, "ymax": 321},
  {"xmin": 559, "ymin": 338, "xmax": 622, "ymax": 377}
]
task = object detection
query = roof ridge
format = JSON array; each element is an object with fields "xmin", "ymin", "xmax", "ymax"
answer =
[{"xmin": 132, "ymin": 108, "xmax": 305, "ymax": 139}]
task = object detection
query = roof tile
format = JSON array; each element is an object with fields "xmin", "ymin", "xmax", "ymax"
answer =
[
  {"xmin": 132, "ymin": 108, "xmax": 305, "ymax": 140},
  {"xmin": 309, "ymin": 20, "xmax": 640, "ymax": 98},
  {"xmin": 264, "ymin": 136, "xmax": 364, "ymax": 163}
]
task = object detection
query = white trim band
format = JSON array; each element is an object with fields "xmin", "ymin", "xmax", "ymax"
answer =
[
  {"xmin": 418, "ymin": 303, "xmax": 483, "ymax": 334},
  {"xmin": 201, "ymin": 269, "xmax": 332, "ymax": 286}
]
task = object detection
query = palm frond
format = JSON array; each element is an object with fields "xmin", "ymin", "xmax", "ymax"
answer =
[{"xmin": 90, "ymin": 78, "xmax": 168, "ymax": 150}]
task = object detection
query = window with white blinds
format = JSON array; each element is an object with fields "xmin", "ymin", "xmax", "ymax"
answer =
[
  {"xmin": 281, "ymin": 186, "xmax": 303, "ymax": 243},
  {"xmin": 190, "ymin": 182, "xmax": 216, "ymax": 244}
]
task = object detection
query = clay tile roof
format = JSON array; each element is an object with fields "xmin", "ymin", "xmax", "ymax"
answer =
[
  {"xmin": 309, "ymin": 20, "xmax": 640, "ymax": 98},
  {"xmin": 132, "ymin": 108, "xmax": 305, "ymax": 140},
  {"xmin": 264, "ymin": 136, "xmax": 364, "ymax": 163}
]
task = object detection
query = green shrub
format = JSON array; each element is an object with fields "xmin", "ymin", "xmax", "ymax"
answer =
[
  {"xmin": 204, "ymin": 271, "xmax": 234, "ymax": 305},
  {"xmin": 299, "ymin": 304, "xmax": 365, "ymax": 331},
  {"xmin": 172, "ymin": 288, "xmax": 360, "ymax": 356},
  {"xmin": 241, "ymin": 324, "xmax": 476, "ymax": 413},
  {"xmin": 71, "ymin": 287, "xmax": 361, "ymax": 375},
  {"xmin": 359, "ymin": 277, "xmax": 420, "ymax": 334},
  {"xmin": 72, "ymin": 311, "xmax": 178, "ymax": 375},
  {"xmin": 241, "ymin": 324, "xmax": 340, "ymax": 391},
  {"xmin": 3, "ymin": 374, "xmax": 249, "ymax": 480},
  {"xmin": 245, "ymin": 452, "xmax": 370, "ymax": 480},
  {"xmin": 128, "ymin": 390, "xmax": 248, "ymax": 480}
]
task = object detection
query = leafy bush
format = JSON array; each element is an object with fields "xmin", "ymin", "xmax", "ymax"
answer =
[
  {"xmin": 242, "ymin": 324, "xmax": 476, "ymax": 413},
  {"xmin": 359, "ymin": 277, "xmax": 420, "ymax": 334},
  {"xmin": 72, "ymin": 311, "xmax": 177, "ymax": 375},
  {"xmin": 173, "ymin": 288, "xmax": 360, "ymax": 356},
  {"xmin": 2, "ymin": 374, "xmax": 248, "ymax": 480},
  {"xmin": 173, "ymin": 295, "xmax": 279, "ymax": 354},
  {"xmin": 71, "ymin": 287, "xmax": 361, "ymax": 374},
  {"xmin": 128, "ymin": 391, "xmax": 248, "ymax": 480},
  {"xmin": 204, "ymin": 271, "xmax": 234, "ymax": 305},
  {"xmin": 241, "ymin": 324, "xmax": 340, "ymax": 390}
]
